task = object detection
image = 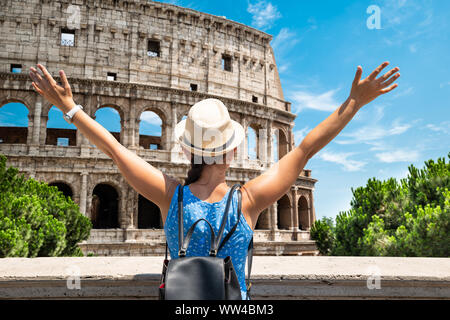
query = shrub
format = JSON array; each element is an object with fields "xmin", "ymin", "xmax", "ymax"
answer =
[
  {"xmin": 0, "ymin": 154, "xmax": 92, "ymax": 257},
  {"xmin": 311, "ymin": 153, "xmax": 450, "ymax": 257}
]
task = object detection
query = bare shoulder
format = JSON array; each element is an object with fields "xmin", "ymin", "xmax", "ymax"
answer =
[{"xmin": 159, "ymin": 174, "xmax": 182, "ymax": 225}]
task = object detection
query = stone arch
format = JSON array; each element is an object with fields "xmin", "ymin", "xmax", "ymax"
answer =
[
  {"xmin": 96, "ymin": 103, "xmax": 126, "ymax": 122},
  {"xmin": 277, "ymin": 193, "xmax": 292, "ymax": 230},
  {"xmin": 91, "ymin": 182, "xmax": 120, "ymax": 229},
  {"xmin": 0, "ymin": 100, "xmax": 30, "ymax": 144},
  {"xmin": 137, "ymin": 194, "xmax": 163, "ymax": 229},
  {"xmin": 48, "ymin": 181, "xmax": 74, "ymax": 199},
  {"xmin": 0, "ymin": 97, "xmax": 32, "ymax": 112},
  {"xmin": 277, "ymin": 127, "xmax": 289, "ymax": 160},
  {"xmin": 255, "ymin": 208, "xmax": 270, "ymax": 230},
  {"xmin": 298, "ymin": 195, "xmax": 309, "ymax": 230}
]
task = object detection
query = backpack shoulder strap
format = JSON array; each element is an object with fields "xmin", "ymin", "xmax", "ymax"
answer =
[
  {"xmin": 218, "ymin": 185, "xmax": 242, "ymax": 251},
  {"xmin": 177, "ymin": 184, "xmax": 184, "ymax": 255},
  {"xmin": 246, "ymin": 237, "xmax": 254, "ymax": 299}
]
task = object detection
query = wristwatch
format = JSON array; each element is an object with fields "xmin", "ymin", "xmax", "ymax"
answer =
[{"xmin": 64, "ymin": 104, "xmax": 83, "ymax": 123}]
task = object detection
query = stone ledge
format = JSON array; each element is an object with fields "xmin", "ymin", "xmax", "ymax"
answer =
[{"xmin": 0, "ymin": 257, "xmax": 448, "ymax": 299}]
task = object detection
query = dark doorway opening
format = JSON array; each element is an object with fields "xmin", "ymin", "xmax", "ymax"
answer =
[
  {"xmin": 138, "ymin": 194, "xmax": 163, "ymax": 229},
  {"xmin": 91, "ymin": 183, "xmax": 119, "ymax": 229}
]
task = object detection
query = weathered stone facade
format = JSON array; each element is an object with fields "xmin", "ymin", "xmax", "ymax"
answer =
[{"xmin": 0, "ymin": 0, "xmax": 318, "ymax": 255}]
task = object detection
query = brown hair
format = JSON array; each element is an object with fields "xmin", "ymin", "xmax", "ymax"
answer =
[
  {"xmin": 183, "ymin": 151, "xmax": 231, "ymax": 186},
  {"xmin": 184, "ymin": 153, "xmax": 207, "ymax": 186}
]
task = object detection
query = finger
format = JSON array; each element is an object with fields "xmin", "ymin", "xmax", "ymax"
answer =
[
  {"xmin": 379, "ymin": 67, "xmax": 399, "ymax": 82},
  {"xmin": 368, "ymin": 61, "xmax": 389, "ymax": 80},
  {"xmin": 29, "ymin": 70, "xmax": 43, "ymax": 86},
  {"xmin": 59, "ymin": 70, "xmax": 71, "ymax": 91},
  {"xmin": 37, "ymin": 64, "xmax": 56, "ymax": 85},
  {"xmin": 381, "ymin": 72, "xmax": 400, "ymax": 88},
  {"xmin": 380, "ymin": 83, "xmax": 398, "ymax": 94},
  {"xmin": 352, "ymin": 66, "xmax": 363, "ymax": 86},
  {"xmin": 31, "ymin": 82, "xmax": 45, "ymax": 96}
]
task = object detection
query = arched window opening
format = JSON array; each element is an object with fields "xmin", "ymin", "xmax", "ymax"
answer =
[
  {"xmin": 48, "ymin": 182, "xmax": 73, "ymax": 199},
  {"xmin": 46, "ymin": 105, "xmax": 77, "ymax": 146},
  {"xmin": 272, "ymin": 130, "xmax": 279, "ymax": 162},
  {"xmin": 298, "ymin": 196, "xmax": 309, "ymax": 231},
  {"xmin": 94, "ymin": 106, "xmax": 121, "ymax": 144},
  {"xmin": 276, "ymin": 194, "xmax": 291, "ymax": 230},
  {"xmin": 137, "ymin": 194, "xmax": 163, "ymax": 229},
  {"xmin": 139, "ymin": 110, "xmax": 162, "ymax": 150},
  {"xmin": 255, "ymin": 208, "xmax": 270, "ymax": 230},
  {"xmin": 247, "ymin": 126, "xmax": 258, "ymax": 160},
  {"xmin": 278, "ymin": 129, "xmax": 289, "ymax": 160},
  {"xmin": 0, "ymin": 102, "xmax": 29, "ymax": 144},
  {"xmin": 91, "ymin": 183, "xmax": 119, "ymax": 229}
]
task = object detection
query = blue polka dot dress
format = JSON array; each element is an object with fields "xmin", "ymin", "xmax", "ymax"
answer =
[{"xmin": 164, "ymin": 184, "xmax": 254, "ymax": 300}]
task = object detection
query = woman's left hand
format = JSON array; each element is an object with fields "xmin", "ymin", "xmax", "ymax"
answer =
[
  {"xmin": 29, "ymin": 64, "xmax": 75, "ymax": 113},
  {"xmin": 349, "ymin": 61, "xmax": 400, "ymax": 108}
]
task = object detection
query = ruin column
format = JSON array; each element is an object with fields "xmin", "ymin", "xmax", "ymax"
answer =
[
  {"xmin": 270, "ymin": 202, "xmax": 278, "ymax": 241},
  {"xmin": 28, "ymin": 95, "xmax": 42, "ymax": 155},
  {"xmin": 135, "ymin": 119, "xmax": 141, "ymax": 149},
  {"xmin": 293, "ymin": 190, "xmax": 299, "ymax": 231},
  {"xmin": 121, "ymin": 118, "xmax": 127, "ymax": 146},
  {"xmin": 79, "ymin": 171, "xmax": 88, "ymax": 216},
  {"xmin": 308, "ymin": 191, "xmax": 316, "ymax": 230},
  {"xmin": 260, "ymin": 123, "xmax": 268, "ymax": 163},
  {"xmin": 170, "ymin": 107, "xmax": 179, "ymax": 162},
  {"xmin": 80, "ymin": 97, "xmax": 92, "ymax": 157},
  {"xmin": 128, "ymin": 98, "xmax": 137, "ymax": 148},
  {"xmin": 271, "ymin": 202, "xmax": 278, "ymax": 231},
  {"xmin": 240, "ymin": 117, "xmax": 248, "ymax": 166},
  {"xmin": 267, "ymin": 120, "xmax": 273, "ymax": 166},
  {"xmin": 163, "ymin": 123, "xmax": 171, "ymax": 151},
  {"xmin": 32, "ymin": 95, "xmax": 42, "ymax": 145},
  {"xmin": 128, "ymin": 117, "xmax": 136, "ymax": 148},
  {"xmin": 171, "ymin": 106, "xmax": 177, "ymax": 149}
]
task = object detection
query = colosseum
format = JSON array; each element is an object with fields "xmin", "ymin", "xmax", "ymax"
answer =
[{"xmin": 0, "ymin": 0, "xmax": 318, "ymax": 255}]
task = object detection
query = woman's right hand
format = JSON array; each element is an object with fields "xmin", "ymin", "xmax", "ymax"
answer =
[{"xmin": 29, "ymin": 64, "xmax": 75, "ymax": 113}]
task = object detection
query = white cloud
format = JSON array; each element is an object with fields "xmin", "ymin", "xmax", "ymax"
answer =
[
  {"xmin": 277, "ymin": 63, "xmax": 289, "ymax": 73},
  {"xmin": 318, "ymin": 151, "xmax": 366, "ymax": 172},
  {"xmin": 291, "ymin": 88, "xmax": 341, "ymax": 112},
  {"xmin": 271, "ymin": 28, "xmax": 298, "ymax": 52},
  {"xmin": 140, "ymin": 111, "xmax": 162, "ymax": 125},
  {"xmin": 440, "ymin": 82, "xmax": 450, "ymax": 88},
  {"xmin": 293, "ymin": 126, "xmax": 311, "ymax": 145},
  {"xmin": 270, "ymin": 28, "xmax": 300, "ymax": 75},
  {"xmin": 247, "ymin": 1, "xmax": 281, "ymax": 30},
  {"xmin": 424, "ymin": 121, "xmax": 450, "ymax": 134},
  {"xmin": 335, "ymin": 118, "xmax": 412, "ymax": 145},
  {"xmin": 392, "ymin": 86, "xmax": 414, "ymax": 98},
  {"xmin": 380, "ymin": 1, "xmax": 438, "ymax": 46},
  {"xmin": 376, "ymin": 149, "xmax": 420, "ymax": 163}
]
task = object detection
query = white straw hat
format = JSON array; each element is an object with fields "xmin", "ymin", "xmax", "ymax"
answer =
[{"xmin": 174, "ymin": 98, "xmax": 245, "ymax": 157}]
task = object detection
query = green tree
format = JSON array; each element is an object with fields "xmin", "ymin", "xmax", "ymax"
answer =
[
  {"xmin": 0, "ymin": 154, "xmax": 92, "ymax": 257},
  {"xmin": 311, "ymin": 153, "xmax": 450, "ymax": 257},
  {"xmin": 310, "ymin": 216, "xmax": 334, "ymax": 255}
]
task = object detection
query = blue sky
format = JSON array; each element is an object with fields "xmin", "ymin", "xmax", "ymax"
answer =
[
  {"xmin": 156, "ymin": 0, "xmax": 449, "ymax": 220},
  {"xmin": 1, "ymin": 0, "xmax": 449, "ymax": 221}
]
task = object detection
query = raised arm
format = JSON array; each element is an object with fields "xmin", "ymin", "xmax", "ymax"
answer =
[
  {"xmin": 29, "ymin": 65, "xmax": 179, "ymax": 220},
  {"xmin": 241, "ymin": 62, "xmax": 400, "ymax": 226}
]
